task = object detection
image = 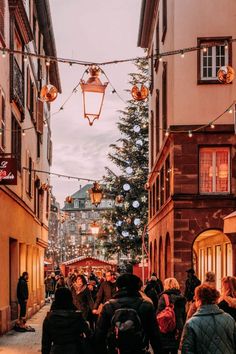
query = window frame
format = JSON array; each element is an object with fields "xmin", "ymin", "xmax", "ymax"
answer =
[
  {"xmin": 197, "ymin": 36, "xmax": 232, "ymax": 84},
  {"xmin": 199, "ymin": 146, "xmax": 230, "ymax": 194},
  {"xmin": 0, "ymin": 89, "xmax": 6, "ymax": 151},
  {"xmin": 162, "ymin": 0, "xmax": 167, "ymax": 43}
]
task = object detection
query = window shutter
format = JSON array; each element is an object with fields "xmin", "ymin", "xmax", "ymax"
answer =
[
  {"xmin": 25, "ymin": 150, "xmax": 30, "ymax": 194},
  {"xmin": 36, "ymin": 99, "xmax": 44, "ymax": 134},
  {"xmin": 0, "ymin": 0, "xmax": 5, "ymax": 41}
]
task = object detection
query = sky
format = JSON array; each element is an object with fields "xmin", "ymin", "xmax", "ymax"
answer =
[{"xmin": 49, "ymin": 0, "xmax": 144, "ymax": 206}]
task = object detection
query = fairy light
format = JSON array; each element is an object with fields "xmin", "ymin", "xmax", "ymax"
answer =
[
  {"xmin": 203, "ymin": 47, "xmax": 207, "ymax": 53},
  {"xmin": 210, "ymin": 123, "xmax": 215, "ymax": 129},
  {"xmin": 1, "ymin": 48, "xmax": 6, "ymax": 58},
  {"xmin": 224, "ymin": 41, "xmax": 228, "ymax": 50},
  {"xmin": 180, "ymin": 50, "xmax": 185, "ymax": 58},
  {"xmin": 228, "ymin": 108, "xmax": 233, "ymax": 114},
  {"xmin": 46, "ymin": 59, "xmax": 50, "ymax": 66},
  {"xmin": 22, "ymin": 130, "xmax": 26, "ymax": 136},
  {"xmin": 188, "ymin": 130, "xmax": 193, "ymax": 138},
  {"xmin": 165, "ymin": 129, "xmax": 170, "ymax": 137}
]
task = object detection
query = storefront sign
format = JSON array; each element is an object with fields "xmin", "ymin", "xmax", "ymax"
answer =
[{"xmin": 0, "ymin": 158, "xmax": 17, "ymax": 185}]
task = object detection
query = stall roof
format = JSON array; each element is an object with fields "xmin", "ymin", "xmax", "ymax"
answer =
[{"xmin": 62, "ymin": 256, "xmax": 116, "ymax": 266}]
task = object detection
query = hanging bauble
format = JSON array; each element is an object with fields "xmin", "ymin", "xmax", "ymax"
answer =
[
  {"xmin": 217, "ymin": 65, "xmax": 235, "ymax": 84},
  {"xmin": 40, "ymin": 84, "xmax": 58, "ymax": 102},
  {"xmin": 131, "ymin": 84, "xmax": 149, "ymax": 101},
  {"xmin": 136, "ymin": 139, "xmax": 143, "ymax": 146},
  {"xmin": 132, "ymin": 200, "xmax": 140, "ymax": 208},
  {"xmin": 133, "ymin": 125, "xmax": 141, "ymax": 133},
  {"xmin": 115, "ymin": 195, "xmax": 124, "ymax": 204},
  {"xmin": 126, "ymin": 217, "xmax": 132, "ymax": 224},
  {"xmin": 123, "ymin": 183, "xmax": 131, "ymax": 191},
  {"xmin": 126, "ymin": 167, "xmax": 133, "ymax": 175},
  {"xmin": 134, "ymin": 218, "xmax": 141, "ymax": 226},
  {"xmin": 122, "ymin": 230, "xmax": 129, "ymax": 237},
  {"xmin": 66, "ymin": 196, "xmax": 73, "ymax": 203},
  {"xmin": 116, "ymin": 220, "xmax": 122, "ymax": 227}
]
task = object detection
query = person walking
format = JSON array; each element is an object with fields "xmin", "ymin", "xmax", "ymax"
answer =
[
  {"xmin": 181, "ymin": 284, "xmax": 236, "ymax": 353},
  {"xmin": 44, "ymin": 274, "xmax": 54, "ymax": 302},
  {"xmin": 218, "ymin": 276, "xmax": 236, "ymax": 321},
  {"xmin": 15, "ymin": 271, "xmax": 34, "ymax": 331},
  {"xmin": 42, "ymin": 287, "xmax": 92, "ymax": 354},
  {"xmin": 94, "ymin": 273, "xmax": 163, "ymax": 354},
  {"xmin": 145, "ymin": 275, "xmax": 163, "ymax": 310},
  {"xmin": 157, "ymin": 277, "xmax": 186, "ymax": 354},
  {"xmin": 55, "ymin": 275, "xmax": 67, "ymax": 290},
  {"xmin": 93, "ymin": 270, "xmax": 116, "ymax": 315},
  {"xmin": 184, "ymin": 268, "xmax": 201, "ymax": 312},
  {"xmin": 71, "ymin": 274, "xmax": 94, "ymax": 321}
]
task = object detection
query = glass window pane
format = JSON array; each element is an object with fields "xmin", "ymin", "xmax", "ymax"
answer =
[
  {"xmin": 216, "ymin": 150, "xmax": 229, "ymax": 192},
  {"xmin": 199, "ymin": 151, "xmax": 213, "ymax": 192}
]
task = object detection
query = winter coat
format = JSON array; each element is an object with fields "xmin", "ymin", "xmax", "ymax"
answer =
[
  {"xmin": 218, "ymin": 299, "xmax": 236, "ymax": 321},
  {"xmin": 181, "ymin": 304, "xmax": 236, "ymax": 354},
  {"xmin": 94, "ymin": 280, "xmax": 116, "ymax": 309},
  {"xmin": 184, "ymin": 275, "xmax": 201, "ymax": 301},
  {"xmin": 45, "ymin": 278, "xmax": 54, "ymax": 293},
  {"xmin": 94, "ymin": 289, "xmax": 163, "ymax": 354},
  {"xmin": 144, "ymin": 280, "xmax": 163, "ymax": 310},
  {"xmin": 17, "ymin": 277, "xmax": 29, "ymax": 302},
  {"xmin": 41, "ymin": 310, "xmax": 91, "ymax": 354},
  {"xmin": 71, "ymin": 286, "xmax": 94, "ymax": 320},
  {"xmin": 156, "ymin": 289, "xmax": 186, "ymax": 350}
]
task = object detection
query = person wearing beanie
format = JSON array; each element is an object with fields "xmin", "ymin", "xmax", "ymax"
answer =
[
  {"xmin": 41, "ymin": 287, "xmax": 91, "ymax": 354},
  {"xmin": 95, "ymin": 273, "xmax": 162, "ymax": 354}
]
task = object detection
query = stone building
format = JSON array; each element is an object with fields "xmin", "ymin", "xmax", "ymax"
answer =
[
  {"xmin": 138, "ymin": 0, "xmax": 236, "ymax": 289},
  {"xmin": 0, "ymin": 0, "xmax": 61, "ymax": 333},
  {"xmin": 62, "ymin": 184, "xmax": 114, "ymax": 261}
]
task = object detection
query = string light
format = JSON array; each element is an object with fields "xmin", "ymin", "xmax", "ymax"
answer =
[
  {"xmin": 22, "ymin": 130, "xmax": 26, "ymax": 136},
  {"xmin": 228, "ymin": 108, "xmax": 233, "ymax": 114},
  {"xmin": 188, "ymin": 130, "xmax": 193, "ymax": 138},
  {"xmin": 1, "ymin": 48, "xmax": 6, "ymax": 58},
  {"xmin": 165, "ymin": 129, "xmax": 170, "ymax": 137},
  {"xmin": 224, "ymin": 41, "xmax": 228, "ymax": 50},
  {"xmin": 210, "ymin": 123, "xmax": 215, "ymax": 129},
  {"xmin": 203, "ymin": 47, "xmax": 207, "ymax": 53},
  {"xmin": 180, "ymin": 50, "xmax": 185, "ymax": 58}
]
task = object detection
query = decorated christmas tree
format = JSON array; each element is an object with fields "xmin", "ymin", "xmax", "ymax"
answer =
[{"xmin": 103, "ymin": 59, "xmax": 149, "ymax": 262}]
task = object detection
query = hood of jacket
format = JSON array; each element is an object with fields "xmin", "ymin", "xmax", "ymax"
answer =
[{"xmin": 193, "ymin": 304, "xmax": 224, "ymax": 317}]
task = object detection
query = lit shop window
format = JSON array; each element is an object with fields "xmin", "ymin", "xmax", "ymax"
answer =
[{"xmin": 199, "ymin": 147, "xmax": 230, "ymax": 193}]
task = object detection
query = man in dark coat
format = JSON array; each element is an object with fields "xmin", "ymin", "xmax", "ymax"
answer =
[
  {"xmin": 16, "ymin": 271, "xmax": 29, "ymax": 329},
  {"xmin": 145, "ymin": 275, "xmax": 164, "ymax": 310},
  {"xmin": 93, "ymin": 270, "xmax": 116, "ymax": 315},
  {"xmin": 184, "ymin": 268, "xmax": 201, "ymax": 312},
  {"xmin": 94, "ymin": 273, "xmax": 162, "ymax": 354}
]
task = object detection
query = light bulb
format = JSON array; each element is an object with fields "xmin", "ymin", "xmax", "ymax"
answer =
[
  {"xmin": 165, "ymin": 129, "xmax": 170, "ymax": 137},
  {"xmin": 188, "ymin": 131, "xmax": 192, "ymax": 138},
  {"xmin": 180, "ymin": 51, "xmax": 185, "ymax": 58},
  {"xmin": 203, "ymin": 47, "xmax": 207, "ymax": 53},
  {"xmin": 22, "ymin": 130, "xmax": 26, "ymax": 136},
  {"xmin": 159, "ymin": 57, "xmax": 163, "ymax": 62},
  {"xmin": 2, "ymin": 49, "xmax": 6, "ymax": 58},
  {"xmin": 228, "ymin": 108, "xmax": 233, "ymax": 114},
  {"xmin": 46, "ymin": 59, "xmax": 50, "ymax": 66},
  {"xmin": 210, "ymin": 123, "xmax": 215, "ymax": 129}
]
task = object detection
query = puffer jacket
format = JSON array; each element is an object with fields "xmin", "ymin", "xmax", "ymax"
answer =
[
  {"xmin": 157, "ymin": 289, "xmax": 186, "ymax": 350},
  {"xmin": 181, "ymin": 304, "xmax": 236, "ymax": 354},
  {"xmin": 41, "ymin": 310, "xmax": 91, "ymax": 354}
]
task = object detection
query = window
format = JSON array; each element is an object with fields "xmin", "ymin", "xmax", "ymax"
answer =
[
  {"xmin": 25, "ymin": 151, "xmax": 33, "ymax": 197},
  {"xmin": 155, "ymin": 18, "xmax": 160, "ymax": 71},
  {"xmin": 152, "ymin": 182, "xmax": 156, "ymax": 216},
  {"xmin": 156, "ymin": 175, "xmax": 160, "ymax": 211},
  {"xmin": 74, "ymin": 200, "xmax": 80, "ymax": 208},
  {"xmin": 162, "ymin": 0, "xmax": 167, "ymax": 43},
  {"xmin": 160, "ymin": 167, "xmax": 165, "ymax": 206},
  {"xmin": 215, "ymin": 245, "xmax": 222, "ymax": 290},
  {"xmin": 150, "ymin": 47, "xmax": 154, "ymax": 93},
  {"xmin": 11, "ymin": 115, "xmax": 21, "ymax": 171},
  {"xmin": 150, "ymin": 110, "xmax": 154, "ymax": 167},
  {"xmin": 162, "ymin": 62, "xmax": 167, "ymax": 139},
  {"xmin": 165, "ymin": 156, "xmax": 170, "ymax": 200},
  {"xmin": 0, "ymin": 90, "xmax": 5, "ymax": 151},
  {"xmin": 198, "ymin": 38, "xmax": 231, "ymax": 83},
  {"xmin": 199, "ymin": 147, "xmax": 230, "ymax": 193},
  {"xmin": 207, "ymin": 247, "xmax": 212, "ymax": 271},
  {"xmin": 0, "ymin": 0, "xmax": 5, "ymax": 43},
  {"xmin": 155, "ymin": 90, "xmax": 160, "ymax": 155},
  {"xmin": 225, "ymin": 243, "xmax": 232, "ymax": 276}
]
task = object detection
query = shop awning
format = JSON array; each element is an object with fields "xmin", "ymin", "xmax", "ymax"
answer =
[{"xmin": 224, "ymin": 211, "xmax": 236, "ymax": 234}]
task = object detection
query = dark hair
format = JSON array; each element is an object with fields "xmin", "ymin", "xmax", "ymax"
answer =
[
  {"xmin": 116, "ymin": 273, "xmax": 140, "ymax": 293},
  {"xmin": 22, "ymin": 272, "xmax": 28, "ymax": 277},
  {"xmin": 54, "ymin": 287, "xmax": 75, "ymax": 310},
  {"xmin": 195, "ymin": 284, "xmax": 220, "ymax": 305},
  {"xmin": 76, "ymin": 274, "xmax": 87, "ymax": 285}
]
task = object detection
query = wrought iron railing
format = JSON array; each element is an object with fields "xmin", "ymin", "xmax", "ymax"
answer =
[{"xmin": 11, "ymin": 57, "xmax": 24, "ymax": 111}]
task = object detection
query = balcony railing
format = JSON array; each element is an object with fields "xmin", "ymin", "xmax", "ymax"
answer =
[{"xmin": 11, "ymin": 57, "xmax": 24, "ymax": 112}]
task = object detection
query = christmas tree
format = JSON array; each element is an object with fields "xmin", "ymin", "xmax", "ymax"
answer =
[{"xmin": 103, "ymin": 59, "xmax": 149, "ymax": 262}]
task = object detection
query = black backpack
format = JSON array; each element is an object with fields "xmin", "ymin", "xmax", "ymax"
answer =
[{"xmin": 108, "ymin": 299, "xmax": 146, "ymax": 354}]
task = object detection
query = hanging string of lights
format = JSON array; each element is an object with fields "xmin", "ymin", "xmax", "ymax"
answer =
[
  {"xmin": 1, "ymin": 39, "xmax": 235, "ymax": 66},
  {"xmin": 22, "ymin": 167, "xmax": 102, "ymax": 183}
]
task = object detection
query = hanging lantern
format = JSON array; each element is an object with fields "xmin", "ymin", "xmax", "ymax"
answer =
[
  {"xmin": 217, "ymin": 66, "xmax": 235, "ymax": 84},
  {"xmin": 89, "ymin": 182, "xmax": 103, "ymax": 207},
  {"xmin": 115, "ymin": 195, "xmax": 124, "ymax": 204},
  {"xmin": 80, "ymin": 66, "xmax": 108, "ymax": 126},
  {"xmin": 131, "ymin": 84, "xmax": 149, "ymax": 101},
  {"xmin": 66, "ymin": 196, "xmax": 73, "ymax": 203},
  {"xmin": 40, "ymin": 84, "xmax": 58, "ymax": 102},
  {"xmin": 90, "ymin": 221, "xmax": 100, "ymax": 235}
]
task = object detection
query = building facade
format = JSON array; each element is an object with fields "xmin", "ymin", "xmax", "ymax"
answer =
[
  {"xmin": 138, "ymin": 0, "xmax": 236, "ymax": 289},
  {"xmin": 0, "ymin": 0, "xmax": 60, "ymax": 333},
  {"xmin": 61, "ymin": 184, "xmax": 114, "ymax": 261}
]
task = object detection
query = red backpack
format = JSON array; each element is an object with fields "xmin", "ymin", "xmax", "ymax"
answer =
[{"xmin": 156, "ymin": 294, "xmax": 176, "ymax": 333}]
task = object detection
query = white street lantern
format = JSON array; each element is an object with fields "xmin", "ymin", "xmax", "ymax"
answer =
[{"xmin": 80, "ymin": 66, "xmax": 108, "ymax": 126}]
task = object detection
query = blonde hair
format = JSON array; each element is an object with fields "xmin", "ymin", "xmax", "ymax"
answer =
[{"xmin": 164, "ymin": 277, "xmax": 180, "ymax": 290}]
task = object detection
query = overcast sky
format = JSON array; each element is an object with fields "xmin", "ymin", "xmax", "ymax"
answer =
[{"xmin": 49, "ymin": 0, "xmax": 144, "ymax": 206}]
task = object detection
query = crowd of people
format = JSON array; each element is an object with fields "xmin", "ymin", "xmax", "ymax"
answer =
[{"xmin": 16, "ymin": 268, "xmax": 236, "ymax": 353}]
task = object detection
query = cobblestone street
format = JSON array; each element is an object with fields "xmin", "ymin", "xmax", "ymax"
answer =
[{"xmin": 0, "ymin": 305, "xmax": 50, "ymax": 354}]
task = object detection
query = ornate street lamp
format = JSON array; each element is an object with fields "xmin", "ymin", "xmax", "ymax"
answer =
[
  {"xmin": 89, "ymin": 182, "xmax": 103, "ymax": 207},
  {"xmin": 90, "ymin": 221, "xmax": 100, "ymax": 235},
  {"xmin": 80, "ymin": 66, "xmax": 108, "ymax": 126}
]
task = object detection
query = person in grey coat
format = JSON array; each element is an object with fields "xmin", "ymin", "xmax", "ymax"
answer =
[{"xmin": 181, "ymin": 284, "xmax": 236, "ymax": 354}]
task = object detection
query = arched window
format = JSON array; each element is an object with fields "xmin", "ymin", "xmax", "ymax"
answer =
[
  {"xmin": 0, "ymin": 0, "xmax": 5, "ymax": 41},
  {"xmin": 165, "ymin": 233, "xmax": 171, "ymax": 277},
  {"xmin": 159, "ymin": 237, "xmax": 164, "ymax": 280},
  {"xmin": 154, "ymin": 239, "xmax": 157, "ymax": 274}
]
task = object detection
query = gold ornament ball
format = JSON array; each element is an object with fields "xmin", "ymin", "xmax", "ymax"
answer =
[
  {"xmin": 40, "ymin": 84, "xmax": 58, "ymax": 102},
  {"xmin": 131, "ymin": 84, "xmax": 149, "ymax": 101},
  {"xmin": 115, "ymin": 195, "xmax": 124, "ymax": 204},
  {"xmin": 217, "ymin": 65, "xmax": 235, "ymax": 84}
]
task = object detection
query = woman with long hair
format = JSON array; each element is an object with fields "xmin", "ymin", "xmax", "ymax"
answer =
[
  {"xmin": 71, "ymin": 274, "xmax": 94, "ymax": 321},
  {"xmin": 156, "ymin": 277, "xmax": 186, "ymax": 354},
  {"xmin": 218, "ymin": 276, "xmax": 236, "ymax": 320}
]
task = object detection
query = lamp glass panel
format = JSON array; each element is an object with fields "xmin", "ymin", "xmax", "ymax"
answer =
[{"xmin": 83, "ymin": 91, "xmax": 104, "ymax": 118}]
